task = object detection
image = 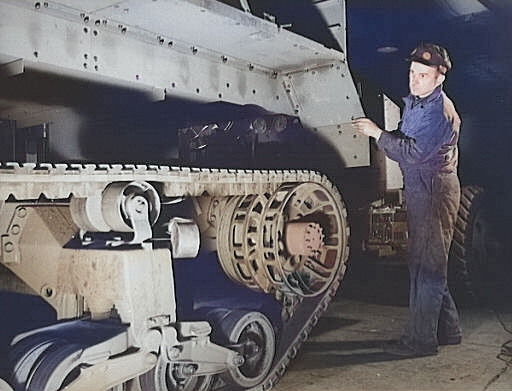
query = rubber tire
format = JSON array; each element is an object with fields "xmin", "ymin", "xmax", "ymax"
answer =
[
  {"xmin": 448, "ymin": 185, "xmax": 505, "ymax": 305},
  {"xmin": 213, "ymin": 310, "xmax": 275, "ymax": 390}
]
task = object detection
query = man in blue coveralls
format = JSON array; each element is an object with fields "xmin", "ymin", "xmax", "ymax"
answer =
[{"xmin": 352, "ymin": 43, "xmax": 462, "ymax": 357}]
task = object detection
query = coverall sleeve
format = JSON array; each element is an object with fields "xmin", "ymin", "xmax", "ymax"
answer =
[{"xmin": 376, "ymin": 111, "xmax": 451, "ymax": 165}]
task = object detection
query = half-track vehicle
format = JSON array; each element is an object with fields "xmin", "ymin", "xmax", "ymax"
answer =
[{"xmin": 0, "ymin": 1, "xmax": 480, "ymax": 390}]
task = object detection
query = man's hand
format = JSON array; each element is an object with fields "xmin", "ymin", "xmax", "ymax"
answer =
[{"xmin": 352, "ymin": 117, "xmax": 383, "ymax": 141}]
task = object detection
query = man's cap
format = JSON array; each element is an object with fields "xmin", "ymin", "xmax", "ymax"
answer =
[{"xmin": 408, "ymin": 43, "xmax": 452, "ymax": 74}]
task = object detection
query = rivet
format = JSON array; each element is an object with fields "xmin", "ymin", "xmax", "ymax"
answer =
[
  {"xmin": 41, "ymin": 285, "xmax": 55, "ymax": 298},
  {"xmin": 4, "ymin": 242, "xmax": 14, "ymax": 253}
]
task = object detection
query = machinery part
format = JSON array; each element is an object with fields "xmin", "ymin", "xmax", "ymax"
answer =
[
  {"xmin": 364, "ymin": 199, "xmax": 408, "ymax": 257},
  {"xmin": 139, "ymin": 359, "xmax": 213, "ymax": 391},
  {"xmin": 217, "ymin": 182, "xmax": 347, "ymax": 299},
  {"xmin": 0, "ymin": 378, "xmax": 13, "ymax": 391},
  {"xmin": 8, "ymin": 334, "xmax": 53, "ymax": 391},
  {"xmin": 9, "ymin": 320, "xmax": 131, "ymax": 391},
  {"xmin": 270, "ymin": 115, "xmax": 288, "ymax": 133},
  {"xmin": 101, "ymin": 181, "xmax": 160, "ymax": 233},
  {"xmin": 167, "ymin": 218, "xmax": 200, "ymax": 259},
  {"xmin": 139, "ymin": 321, "xmax": 242, "ymax": 391},
  {"xmin": 69, "ymin": 195, "xmax": 111, "ymax": 233},
  {"xmin": 221, "ymin": 311, "xmax": 274, "ymax": 389},
  {"xmin": 60, "ymin": 350, "xmax": 157, "ymax": 391},
  {"xmin": 285, "ymin": 222, "xmax": 325, "ymax": 257},
  {"xmin": 0, "ymin": 164, "xmax": 349, "ymax": 391},
  {"xmin": 250, "ymin": 115, "xmax": 288, "ymax": 136},
  {"xmin": 216, "ymin": 194, "xmax": 269, "ymax": 293},
  {"xmin": 208, "ymin": 310, "xmax": 275, "ymax": 389},
  {"xmin": 17, "ymin": 343, "xmax": 89, "ymax": 391},
  {"xmin": 251, "ymin": 117, "xmax": 268, "ymax": 134},
  {"xmin": 70, "ymin": 181, "xmax": 161, "ymax": 246},
  {"xmin": 449, "ymin": 185, "xmax": 505, "ymax": 304}
]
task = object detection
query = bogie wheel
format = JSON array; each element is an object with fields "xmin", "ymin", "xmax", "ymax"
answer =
[
  {"xmin": 449, "ymin": 185, "xmax": 506, "ymax": 305},
  {"xmin": 215, "ymin": 310, "xmax": 275, "ymax": 390},
  {"xmin": 9, "ymin": 320, "xmax": 130, "ymax": 391},
  {"xmin": 10, "ymin": 337, "xmax": 85, "ymax": 391},
  {"xmin": 139, "ymin": 361, "xmax": 214, "ymax": 391}
]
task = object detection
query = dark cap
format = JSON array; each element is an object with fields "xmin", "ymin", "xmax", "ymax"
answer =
[{"xmin": 408, "ymin": 43, "xmax": 452, "ymax": 74}]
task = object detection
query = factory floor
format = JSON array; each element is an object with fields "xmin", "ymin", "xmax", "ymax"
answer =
[{"xmin": 273, "ymin": 256, "xmax": 512, "ymax": 391}]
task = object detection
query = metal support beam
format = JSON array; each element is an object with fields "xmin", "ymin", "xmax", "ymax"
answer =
[{"xmin": 0, "ymin": 59, "xmax": 24, "ymax": 78}]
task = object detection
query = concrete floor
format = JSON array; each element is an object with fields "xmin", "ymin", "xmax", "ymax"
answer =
[{"xmin": 273, "ymin": 258, "xmax": 512, "ymax": 391}]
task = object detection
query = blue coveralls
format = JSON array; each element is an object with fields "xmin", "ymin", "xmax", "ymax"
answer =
[{"xmin": 377, "ymin": 86, "xmax": 462, "ymax": 353}]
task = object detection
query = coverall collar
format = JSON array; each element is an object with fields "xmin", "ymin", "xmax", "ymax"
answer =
[{"xmin": 405, "ymin": 85, "xmax": 443, "ymax": 108}]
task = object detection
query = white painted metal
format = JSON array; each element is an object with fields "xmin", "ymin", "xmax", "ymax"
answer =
[
  {"xmin": 383, "ymin": 94, "xmax": 403, "ymax": 190},
  {"xmin": 313, "ymin": 122, "xmax": 369, "ymax": 167},
  {"xmin": 167, "ymin": 217, "xmax": 200, "ymax": 259},
  {"xmin": 313, "ymin": 0, "xmax": 347, "ymax": 54},
  {"xmin": 0, "ymin": 0, "xmax": 369, "ymax": 167}
]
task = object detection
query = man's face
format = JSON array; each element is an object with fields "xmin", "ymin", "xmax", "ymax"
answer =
[{"xmin": 409, "ymin": 61, "xmax": 445, "ymax": 98}]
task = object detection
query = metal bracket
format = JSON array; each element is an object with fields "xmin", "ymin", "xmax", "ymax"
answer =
[
  {"xmin": 0, "ymin": 58, "xmax": 24, "ymax": 78},
  {"xmin": 0, "ymin": 205, "xmax": 28, "ymax": 264},
  {"xmin": 123, "ymin": 194, "xmax": 152, "ymax": 246},
  {"xmin": 160, "ymin": 323, "xmax": 244, "ymax": 377},
  {"xmin": 239, "ymin": 0, "xmax": 251, "ymax": 13}
]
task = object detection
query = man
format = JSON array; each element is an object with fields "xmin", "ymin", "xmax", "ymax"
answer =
[{"xmin": 352, "ymin": 43, "xmax": 462, "ymax": 357}]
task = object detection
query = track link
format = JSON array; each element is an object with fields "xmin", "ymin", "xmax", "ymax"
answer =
[{"xmin": 0, "ymin": 162, "xmax": 349, "ymax": 391}]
